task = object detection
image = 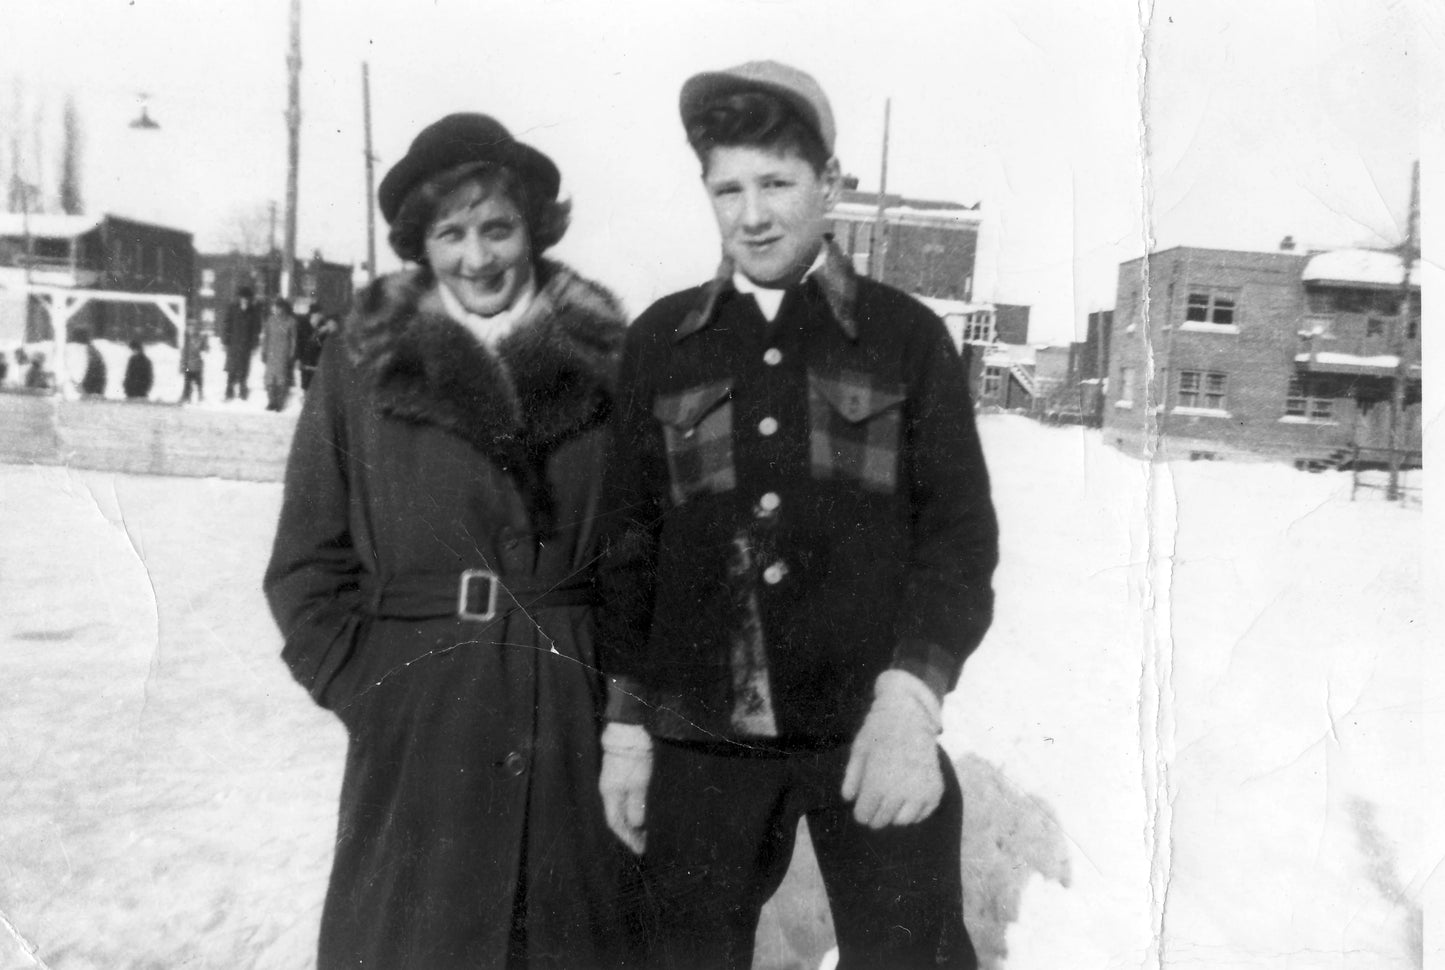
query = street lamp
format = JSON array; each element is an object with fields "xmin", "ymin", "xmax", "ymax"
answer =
[{"xmin": 129, "ymin": 93, "xmax": 160, "ymax": 130}]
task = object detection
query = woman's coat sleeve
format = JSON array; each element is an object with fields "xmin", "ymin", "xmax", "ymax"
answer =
[{"xmin": 263, "ymin": 338, "xmax": 368, "ymax": 708}]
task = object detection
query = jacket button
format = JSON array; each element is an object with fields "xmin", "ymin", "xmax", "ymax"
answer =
[
  {"xmin": 759, "ymin": 492, "xmax": 781, "ymax": 512},
  {"xmin": 758, "ymin": 417, "xmax": 779, "ymax": 436},
  {"xmin": 762, "ymin": 562, "xmax": 788, "ymax": 585},
  {"xmin": 763, "ymin": 347, "xmax": 783, "ymax": 366},
  {"xmin": 501, "ymin": 751, "xmax": 527, "ymax": 776}
]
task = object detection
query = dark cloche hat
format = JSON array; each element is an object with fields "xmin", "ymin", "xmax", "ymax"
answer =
[{"xmin": 378, "ymin": 113, "xmax": 561, "ymax": 224}]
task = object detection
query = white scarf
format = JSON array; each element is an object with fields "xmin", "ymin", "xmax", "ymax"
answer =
[{"xmin": 436, "ymin": 276, "xmax": 538, "ymax": 348}]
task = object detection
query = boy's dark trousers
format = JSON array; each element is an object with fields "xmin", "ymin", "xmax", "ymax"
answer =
[
  {"xmin": 181, "ymin": 370, "xmax": 203, "ymax": 403},
  {"xmin": 642, "ymin": 739, "xmax": 977, "ymax": 970}
]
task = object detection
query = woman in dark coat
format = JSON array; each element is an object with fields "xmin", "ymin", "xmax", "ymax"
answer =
[
  {"xmin": 79, "ymin": 335, "xmax": 107, "ymax": 396},
  {"xmin": 264, "ymin": 114, "xmax": 644, "ymax": 969},
  {"xmin": 122, "ymin": 340, "xmax": 154, "ymax": 400}
]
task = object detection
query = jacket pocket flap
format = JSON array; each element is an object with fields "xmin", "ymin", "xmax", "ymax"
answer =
[
  {"xmin": 808, "ymin": 372, "xmax": 907, "ymax": 424},
  {"xmin": 653, "ymin": 380, "xmax": 735, "ymax": 431}
]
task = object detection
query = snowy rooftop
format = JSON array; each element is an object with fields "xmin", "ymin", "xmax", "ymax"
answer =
[
  {"xmin": 916, "ymin": 295, "xmax": 993, "ymax": 317},
  {"xmin": 838, "ymin": 188, "xmax": 979, "ymax": 211},
  {"xmin": 983, "ymin": 343, "xmax": 1037, "ymax": 367},
  {"xmin": 0, "ymin": 214, "xmax": 103, "ymax": 239},
  {"xmin": 1294, "ymin": 350, "xmax": 1420, "ymax": 379},
  {"xmin": 833, "ymin": 200, "xmax": 982, "ymax": 225},
  {"xmin": 1302, "ymin": 248, "xmax": 1416, "ymax": 287}
]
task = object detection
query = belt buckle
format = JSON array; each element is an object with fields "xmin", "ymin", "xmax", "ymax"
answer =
[{"xmin": 458, "ymin": 568, "xmax": 500, "ymax": 622}]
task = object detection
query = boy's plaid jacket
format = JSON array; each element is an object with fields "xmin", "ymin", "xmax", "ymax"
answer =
[{"xmin": 596, "ymin": 242, "xmax": 998, "ymax": 747}]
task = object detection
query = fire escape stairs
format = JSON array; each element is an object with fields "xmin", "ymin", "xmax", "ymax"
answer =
[
  {"xmin": 1009, "ymin": 362, "xmax": 1037, "ymax": 398},
  {"xmin": 1295, "ymin": 446, "xmax": 1355, "ymax": 473}
]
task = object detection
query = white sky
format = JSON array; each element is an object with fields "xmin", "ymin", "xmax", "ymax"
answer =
[{"xmin": 0, "ymin": 0, "xmax": 1424, "ymax": 342}]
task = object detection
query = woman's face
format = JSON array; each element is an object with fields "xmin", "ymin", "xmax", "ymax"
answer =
[{"xmin": 424, "ymin": 179, "xmax": 534, "ymax": 318}]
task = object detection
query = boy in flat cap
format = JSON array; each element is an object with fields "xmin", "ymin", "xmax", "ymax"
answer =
[{"xmin": 595, "ymin": 60, "xmax": 997, "ymax": 969}]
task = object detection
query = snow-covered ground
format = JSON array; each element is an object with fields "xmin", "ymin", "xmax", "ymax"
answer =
[
  {"xmin": 946, "ymin": 422, "xmax": 1424, "ymax": 970},
  {"xmin": 0, "ymin": 416, "xmax": 1426, "ymax": 969}
]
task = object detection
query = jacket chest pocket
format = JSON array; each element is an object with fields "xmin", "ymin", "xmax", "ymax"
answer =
[
  {"xmin": 654, "ymin": 380, "xmax": 737, "ymax": 505},
  {"xmin": 807, "ymin": 369, "xmax": 907, "ymax": 493}
]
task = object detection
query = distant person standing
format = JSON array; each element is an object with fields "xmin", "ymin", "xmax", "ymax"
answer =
[
  {"xmin": 123, "ymin": 341, "xmax": 154, "ymax": 400},
  {"xmin": 261, "ymin": 297, "xmax": 297, "ymax": 412},
  {"xmin": 294, "ymin": 302, "xmax": 325, "ymax": 392},
  {"xmin": 0, "ymin": 351, "xmax": 8, "ymax": 385},
  {"xmin": 78, "ymin": 333, "xmax": 107, "ymax": 397},
  {"xmin": 222, "ymin": 286, "xmax": 262, "ymax": 401},
  {"xmin": 25, "ymin": 352, "xmax": 52, "ymax": 391},
  {"xmin": 180, "ymin": 318, "xmax": 209, "ymax": 403}
]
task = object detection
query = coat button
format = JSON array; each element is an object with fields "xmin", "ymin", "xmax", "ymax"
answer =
[
  {"xmin": 762, "ymin": 562, "xmax": 788, "ymax": 585},
  {"xmin": 501, "ymin": 751, "xmax": 527, "ymax": 776},
  {"xmin": 759, "ymin": 492, "xmax": 781, "ymax": 512},
  {"xmin": 763, "ymin": 347, "xmax": 783, "ymax": 366},
  {"xmin": 758, "ymin": 417, "xmax": 779, "ymax": 436}
]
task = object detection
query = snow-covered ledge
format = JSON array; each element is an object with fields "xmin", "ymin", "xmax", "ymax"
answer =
[
  {"xmin": 1178, "ymin": 322, "xmax": 1241, "ymax": 335},
  {"xmin": 1172, "ymin": 406, "xmax": 1231, "ymax": 418}
]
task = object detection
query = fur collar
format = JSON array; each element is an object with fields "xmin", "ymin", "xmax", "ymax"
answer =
[{"xmin": 343, "ymin": 261, "xmax": 626, "ymax": 528}]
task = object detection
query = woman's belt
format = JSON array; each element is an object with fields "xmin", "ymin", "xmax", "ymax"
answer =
[{"xmin": 361, "ymin": 569, "xmax": 595, "ymax": 622}]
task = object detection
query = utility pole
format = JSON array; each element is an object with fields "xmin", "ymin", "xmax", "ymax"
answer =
[
  {"xmin": 1386, "ymin": 159, "xmax": 1419, "ymax": 501},
  {"xmin": 282, "ymin": 0, "xmax": 301, "ymax": 298},
  {"xmin": 871, "ymin": 98, "xmax": 891, "ymax": 282},
  {"xmin": 362, "ymin": 61, "xmax": 378, "ymax": 283}
]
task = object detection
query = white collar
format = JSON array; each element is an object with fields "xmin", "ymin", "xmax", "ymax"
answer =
[
  {"xmin": 437, "ymin": 276, "xmax": 538, "ymax": 348},
  {"xmin": 732, "ymin": 248, "xmax": 828, "ymax": 322}
]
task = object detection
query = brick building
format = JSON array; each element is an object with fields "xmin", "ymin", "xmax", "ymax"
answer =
[
  {"xmin": 827, "ymin": 184, "xmax": 1050, "ymax": 413},
  {"xmin": 195, "ymin": 251, "xmax": 354, "ymax": 334},
  {"xmin": 0, "ymin": 213, "xmax": 194, "ymax": 345},
  {"xmin": 828, "ymin": 187, "xmax": 981, "ymax": 301},
  {"xmin": 1068, "ymin": 309, "xmax": 1114, "ymax": 425},
  {"xmin": 916, "ymin": 295, "xmax": 1042, "ymax": 408},
  {"xmin": 977, "ymin": 342, "xmax": 1037, "ymax": 409},
  {"xmin": 1103, "ymin": 245, "xmax": 1420, "ymax": 462}
]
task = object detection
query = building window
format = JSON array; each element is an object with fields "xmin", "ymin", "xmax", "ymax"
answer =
[
  {"xmin": 1116, "ymin": 365, "xmax": 1137, "ymax": 408},
  {"xmin": 1184, "ymin": 288, "xmax": 1238, "ymax": 327},
  {"xmin": 963, "ymin": 312, "xmax": 994, "ymax": 344},
  {"xmin": 853, "ymin": 222, "xmax": 872, "ymax": 255},
  {"xmin": 1123, "ymin": 287, "xmax": 1140, "ymax": 332},
  {"xmin": 200, "ymin": 268, "xmax": 216, "ymax": 297},
  {"xmin": 1177, "ymin": 370, "xmax": 1227, "ymax": 411},
  {"xmin": 982, "ymin": 366, "xmax": 1003, "ymax": 398},
  {"xmin": 1366, "ymin": 317, "xmax": 1386, "ymax": 338},
  {"xmin": 1284, "ymin": 377, "xmax": 1334, "ymax": 421},
  {"xmin": 32, "ymin": 237, "xmax": 69, "ymax": 260}
]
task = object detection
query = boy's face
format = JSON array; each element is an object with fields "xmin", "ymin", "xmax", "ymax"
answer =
[{"xmin": 702, "ymin": 144, "xmax": 839, "ymax": 288}]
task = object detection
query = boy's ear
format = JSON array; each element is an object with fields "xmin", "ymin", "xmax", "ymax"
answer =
[{"xmin": 821, "ymin": 157, "xmax": 842, "ymax": 207}]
